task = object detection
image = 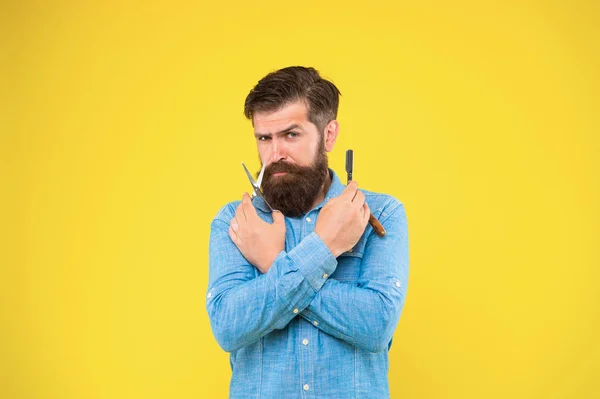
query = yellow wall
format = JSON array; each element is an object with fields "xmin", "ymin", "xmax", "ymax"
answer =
[{"xmin": 3, "ymin": 1, "xmax": 599, "ymax": 398}]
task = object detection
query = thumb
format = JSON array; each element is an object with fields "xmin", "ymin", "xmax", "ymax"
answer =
[{"xmin": 272, "ymin": 210, "xmax": 285, "ymax": 225}]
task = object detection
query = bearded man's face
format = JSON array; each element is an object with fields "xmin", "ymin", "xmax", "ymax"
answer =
[
  {"xmin": 252, "ymin": 101, "xmax": 332, "ymax": 217},
  {"xmin": 260, "ymin": 144, "xmax": 328, "ymax": 217}
]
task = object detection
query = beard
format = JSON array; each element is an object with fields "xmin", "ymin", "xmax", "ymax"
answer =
[{"xmin": 260, "ymin": 146, "xmax": 329, "ymax": 218}]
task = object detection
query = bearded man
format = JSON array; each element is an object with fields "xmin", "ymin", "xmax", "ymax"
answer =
[{"xmin": 206, "ymin": 66, "xmax": 409, "ymax": 399}]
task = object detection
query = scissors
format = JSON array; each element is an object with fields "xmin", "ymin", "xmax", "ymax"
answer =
[{"xmin": 241, "ymin": 161, "xmax": 274, "ymax": 212}]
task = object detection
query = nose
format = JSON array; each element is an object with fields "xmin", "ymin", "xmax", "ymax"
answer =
[{"xmin": 270, "ymin": 138, "xmax": 287, "ymax": 164}]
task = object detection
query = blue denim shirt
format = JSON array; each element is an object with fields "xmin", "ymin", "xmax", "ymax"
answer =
[{"xmin": 207, "ymin": 169, "xmax": 409, "ymax": 399}]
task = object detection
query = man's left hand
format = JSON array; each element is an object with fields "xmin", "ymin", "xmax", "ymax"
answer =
[{"xmin": 229, "ymin": 193, "xmax": 286, "ymax": 274}]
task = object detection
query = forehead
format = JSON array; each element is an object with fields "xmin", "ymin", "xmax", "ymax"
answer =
[{"xmin": 253, "ymin": 101, "xmax": 313, "ymax": 134}]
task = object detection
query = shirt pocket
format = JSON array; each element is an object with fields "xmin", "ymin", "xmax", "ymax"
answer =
[{"xmin": 330, "ymin": 250, "xmax": 363, "ymax": 283}]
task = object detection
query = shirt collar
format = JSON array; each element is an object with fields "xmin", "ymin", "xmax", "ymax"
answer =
[{"xmin": 252, "ymin": 168, "xmax": 345, "ymax": 216}]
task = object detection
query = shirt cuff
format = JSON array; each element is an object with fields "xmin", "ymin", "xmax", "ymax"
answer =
[{"xmin": 288, "ymin": 232, "xmax": 338, "ymax": 292}]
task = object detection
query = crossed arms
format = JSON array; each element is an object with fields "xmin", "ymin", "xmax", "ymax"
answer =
[{"xmin": 206, "ymin": 190, "xmax": 409, "ymax": 353}]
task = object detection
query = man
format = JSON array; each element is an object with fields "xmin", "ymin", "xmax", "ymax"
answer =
[{"xmin": 206, "ymin": 66, "xmax": 409, "ymax": 398}]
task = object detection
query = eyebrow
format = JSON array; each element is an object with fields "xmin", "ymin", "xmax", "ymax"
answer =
[{"xmin": 254, "ymin": 124, "xmax": 303, "ymax": 138}]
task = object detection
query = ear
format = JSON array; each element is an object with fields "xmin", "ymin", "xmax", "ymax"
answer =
[{"xmin": 323, "ymin": 120, "xmax": 339, "ymax": 152}]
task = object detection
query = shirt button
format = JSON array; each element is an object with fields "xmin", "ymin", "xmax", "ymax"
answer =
[
  {"xmin": 293, "ymin": 308, "xmax": 299, "ymax": 314},
  {"xmin": 302, "ymin": 339, "xmax": 308, "ymax": 345},
  {"xmin": 303, "ymin": 384, "xmax": 310, "ymax": 391},
  {"xmin": 395, "ymin": 281, "xmax": 401, "ymax": 287},
  {"xmin": 322, "ymin": 273, "xmax": 328, "ymax": 279},
  {"xmin": 313, "ymin": 321, "xmax": 319, "ymax": 326},
  {"xmin": 207, "ymin": 292, "xmax": 212, "ymax": 299},
  {"xmin": 306, "ymin": 217, "xmax": 312, "ymax": 222}
]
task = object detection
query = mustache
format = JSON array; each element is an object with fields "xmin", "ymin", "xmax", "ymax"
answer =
[{"xmin": 264, "ymin": 161, "xmax": 307, "ymax": 175}]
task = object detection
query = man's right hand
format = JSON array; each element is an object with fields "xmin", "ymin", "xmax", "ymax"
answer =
[{"xmin": 314, "ymin": 181, "xmax": 371, "ymax": 258}]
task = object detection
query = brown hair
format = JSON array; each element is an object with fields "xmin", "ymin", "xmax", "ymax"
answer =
[{"xmin": 244, "ymin": 66, "xmax": 341, "ymax": 132}]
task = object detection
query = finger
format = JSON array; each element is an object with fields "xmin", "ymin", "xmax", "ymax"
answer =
[
  {"xmin": 340, "ymin": 180, "xmax": 359, "ymax": 201},
  {"xmin": 362, "ymin": 202, "xmax": 371, "ymax": 226},
  {"xmin": 352, "ymin": 190, "xmax": 366, "ymax": 208},
  {"xmin": 230, "ymin": 217, "xmax": 240, "ymax": 233},
  {"xmin": 272, "ymin": 210, "xmax": 285, "ymax": 225},
  {"xmin": 228, "ymin": 224, "xmax": 239, "ymax": 244},
  {"xmin": 235, "ymin": 200, "xmax": 247, "ymax": 222},
  {"xmin": 242, "ymin": 192, "xmax": 259, "ymax": 221}
]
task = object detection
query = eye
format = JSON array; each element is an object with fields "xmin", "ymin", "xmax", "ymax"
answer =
[
  {"xmin": 257, "ymin": 136, "xmax": 271, "ymax": 141},
  {"xmin": 287, "ymin": 132, "xmax": 299, "ymax": 138}
]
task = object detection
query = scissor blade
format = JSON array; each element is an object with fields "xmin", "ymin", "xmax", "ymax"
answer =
[
  {"xmin": 242, "ymin": 161, "xmax": 274, "ymax": 211},
  {"xmin": 253, "ymin": 187, "xmax": 274, "ymax": 212},
  {"xmin": 241, "ymin": 162, "xmax": 258, "ymax": 188},
  {"xmin": 256, "ymin": 162, "xmax": 266, "ymax": 188}
]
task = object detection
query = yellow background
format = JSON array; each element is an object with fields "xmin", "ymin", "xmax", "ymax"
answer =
[{"xmin": 2, "ymin": 1, "xmax": 599, "ymax": 398}]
